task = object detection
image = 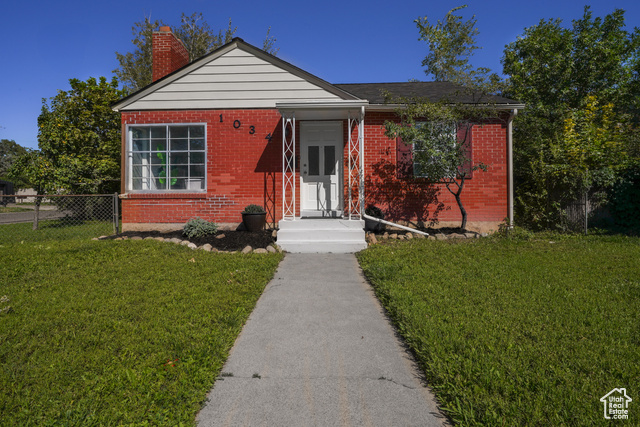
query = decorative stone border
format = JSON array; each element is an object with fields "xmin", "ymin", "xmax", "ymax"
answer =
[
  {"xmin": 366, "ymin": 230, "xmax": 487, "ymax": 245},
  {"xmin": 92, "ymin": 235, "xmax": 281, "ymax": 254}
]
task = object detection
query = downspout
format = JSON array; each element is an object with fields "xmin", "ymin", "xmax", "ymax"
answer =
[
  {"xmin": 508, "ymin": 108, "xmax": 517, "ymax": 228},
  {"xmin": 362, "ymin": 213, "xmax": 430, "ymax": 237}
]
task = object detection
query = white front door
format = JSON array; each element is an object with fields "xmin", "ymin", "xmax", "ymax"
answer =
[{"xmin": 300, "ymin": 121, "xmax": 343, "ymax": 217}]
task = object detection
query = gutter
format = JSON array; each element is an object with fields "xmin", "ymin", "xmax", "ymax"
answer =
[
  {"xmin": 507, "ymin": 108, "xmax": 517, "ymax": 228},
  {"xmin": 361, "ymin": 214, "xmax": 429, "ymax": 237}
]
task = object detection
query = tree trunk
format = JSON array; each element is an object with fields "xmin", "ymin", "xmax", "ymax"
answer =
[
  {"xmin": 33, "ymin": 195, "xmax": 41, "ymax": 230},
  {"xmin": 446, "ymin": 178, "xmax": 467, "ymax": 230}
]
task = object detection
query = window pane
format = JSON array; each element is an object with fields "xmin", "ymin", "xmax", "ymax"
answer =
[
  {"xmin": 132, "ymin": 140, "xmax": 149, "ymax": 152},
  {"xmin": 172, "ymin": 166, "xmax": 188, "ymax": 177},
  {"xmin": 191, "ymin": 152, "xmax": 205, "ymax": 164},
  {"xmin": 324, "ymin": 146, "xmax": 335, "ymax": 175},
  {"xmin": 132, "ymin": 178, "xmax": 148, "ymax": 190},
  {"xmin": 132, "ymin": 152, "xmax": 149, "ymax": 165},
  {"xmin": 189, "ymin": 126, "xmax": 204, "ymax": 138},
  {"xmin": 170, "ymin": 126, "xmax": 189, "ymax": 139},
  {"xmin": 170, "ymin": 178, "xmax": 186, "ymax": 190},
  {"xmin": 308, "ymin": 146, "xmax": 319, "ymax": 175},
  {"xmin": 190, "ymin": 139, "xmax": 205, "ymax": 151},
  {"xmin": 131, "ymin": 127, "xmax": 149, "ymax": 139},
  {"xmin": 132, "ymin": 165, "xmax": 148, "ymax": 179},
  {"xmin": 190, "ymin": 165, "xmax": 205, "ymax": 177},
  {"xmin": 151, "ymin": 127, "xmax": 166, "ymax": 138},
  {"xmin": 151, "ymin": 140, "xmax": 166, "ymax": 151},
  {"xmin": 171, "ymin": 139, "xmax": 188, "ymax": 151},
  {"xmin": 151, "ymin": 154, "xmax": 166, "ymax": 165},
  {"xmin": 171, "ymin": 153, "xmax": 189, "ymax": 165},
  {"xmin": 153, "ymin": 178, "xmax": 167, "ymax": 190},
  {"xmin": 151, "ymin": 166, "xmax": 165, "ymax": 178}
]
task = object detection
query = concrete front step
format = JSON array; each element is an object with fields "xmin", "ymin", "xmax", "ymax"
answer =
[{"xmin": 277, "ymin": 219, "xmax": 367, "ymax": 253}]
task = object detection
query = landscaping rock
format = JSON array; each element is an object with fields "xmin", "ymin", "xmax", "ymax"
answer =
[
  {"xmin": 216, "ymin": 233, "xmax": 226, "ymax": 239},
  {"xmin": 390, "ymin": 233, "xmax": 398, "ymax": 239},
  {"xmin": 91, "ymin": 237, "xmax": 99, "ymax": 241},
  {"xmin": 187, "ymin": 242, "xmax": 198, "ymax": 250},
  {"xmin": 449, "ymin": 233, "xmax": 466, "ymax": 239},
  {"xmin": 428, "ymin": 235, "xmax": 436, "ymax": 240},
  {"xmin": 200, "ymin": 244, "xmax": 213, "ymax": 252},
  {"xmin": 144, "ymin": 236, "xmax": 154, "ymax": 240},
  {"xmin": 168, "ymin": 238, "xmax": 182, "ymax": 244},
  {"xmin": 180, "ymin": 240, "xmax": 190, "ymax": 246},
  {"xmin": 266, "ymin": 245, "xmax": 277, "ymax": 253},
  {"xmin": 253, "ymin": 248, "xmax": 268, "ymax": 254},
  {"xmin": 154, "ymin": 237, "xmax": 164, "ymax": 241},
  {"xmin": 435, "ymin": 233, "xmax": 447, "ymax": 241},
  {"xmin": 464, "ymin": 232, "xmax": 477, "ymax": 239},
  {"xmin": 272, "ymin": 230, "xmax": 277, "ymax": 238},
  {"xmin": 115, "ymin": 237, "xmax": 123, "ymax": 241},
  {"xmin": 242, "ymin": 245, "xmax": 253, "ymax": 254},
  {"xmin": 131, "ymin": 236, "xmax": 142, "ymax": 240},
  {"xmin": 397, "ymin": 234, "xmax": 406, "ymax": 241},
  {"xmin": 405, "ymin": 233, "xmax": 413, "ymax": 239},
  {"xmin": 382, "ymin": 232, "xmax": 389, "ymax": 239},
  {"xmin": 366, "ymin": 234, "xmax": 378, "ymax": 245},
  {"xmin": 415, "ymin": 233, "xmax": 426, "ymax": 239},
  {"xmin": 98, "ymin": 235, "xmax": 109, "ymax": 240}
]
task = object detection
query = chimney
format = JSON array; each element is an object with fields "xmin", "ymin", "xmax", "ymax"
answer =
[{"xmin": 152, "ymin": 26, "xmax": 189, "ymax": 82}]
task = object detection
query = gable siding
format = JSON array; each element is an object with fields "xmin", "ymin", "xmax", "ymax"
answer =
[{"xmin": 121, "ymin": 49, "xmax": 342, "ymax": 110}]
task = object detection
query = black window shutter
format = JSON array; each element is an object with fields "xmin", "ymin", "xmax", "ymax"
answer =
[{"xmin": 396, "ymin": 136, "xmax": 413, "ymax": 179}]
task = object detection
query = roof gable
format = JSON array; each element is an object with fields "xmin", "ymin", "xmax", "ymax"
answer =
[{"xmin": 113, "ymin": 38, "xmax": 358, "ymax": 111}]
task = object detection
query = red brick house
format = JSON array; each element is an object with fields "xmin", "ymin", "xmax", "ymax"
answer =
[{"xmin": 112, "ymin": 27, "xmax": 523, "ymax": 252}]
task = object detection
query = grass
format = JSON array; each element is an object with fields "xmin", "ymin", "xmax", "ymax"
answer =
[
  {"xmin": 0, "ymin": 226, "xmax": 283, "ymax": 425},
  {"xmin": 2, "ymin": 220, "xmax": 115, "ymax": 243},
  {"xmin": 357, "ymin": 234, "xmax": 640, "ymax": 426},
  {"xmin": 0, "ymin": 206, "xmax": 33, "ymax": 213}
]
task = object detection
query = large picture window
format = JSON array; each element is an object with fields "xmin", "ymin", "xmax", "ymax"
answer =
[{"xmin": 128, "ymin": 124, "xmax": 206, "ymax": 191}]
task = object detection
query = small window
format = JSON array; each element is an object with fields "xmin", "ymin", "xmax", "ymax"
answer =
[{"xmin": 128, "ymin": 124, "xmax": 206, "ymax": 192}]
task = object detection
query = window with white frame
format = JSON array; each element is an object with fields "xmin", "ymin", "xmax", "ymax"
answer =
[
  {"xmin": 412, "ymin": 121, "xmax": 457, "ymax": 179},
  {"xmin": 128, "ymin": 124, "xmax": 206, "ymax": 192}
]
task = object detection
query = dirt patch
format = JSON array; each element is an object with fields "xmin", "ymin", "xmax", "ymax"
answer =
[{"xmin": 116, "ymin": 230, "xmax": 275, "ymax": 251}]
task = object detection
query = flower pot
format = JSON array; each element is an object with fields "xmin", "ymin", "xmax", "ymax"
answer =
[
  {"xmin": 242, "ymin": 212, "xmax": 266, "ymax": 232},
  {"xmin": 364, "ymin": 217, "xmax": 385, "ymax": 232}
]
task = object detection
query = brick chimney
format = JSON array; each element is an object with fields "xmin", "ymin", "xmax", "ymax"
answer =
[{"xmin": 152, "ymin": 26, "xmax": 189, "ymax": 82}]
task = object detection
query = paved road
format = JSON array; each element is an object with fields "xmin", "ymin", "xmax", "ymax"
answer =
[
  {"xmin": 0, "ymin": 207, "xmax": 67, "ymax": 224},
  {"xmin": 196, "ymin": 253, "xmax": 447, "ymax": 427}
]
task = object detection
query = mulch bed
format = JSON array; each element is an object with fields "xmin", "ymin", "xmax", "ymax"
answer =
[{"xmin": 116, "ymin": 230, "xmax": 275, "ymax": 252}]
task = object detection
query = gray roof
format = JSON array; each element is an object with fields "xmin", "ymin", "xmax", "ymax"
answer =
[{"xmin": 334, "ymin": 82, "xmax": 521, "ymax": 106}]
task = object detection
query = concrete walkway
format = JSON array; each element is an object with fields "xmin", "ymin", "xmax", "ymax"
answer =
[{"xmin": 196, "ymin": 254, "xmax": 447, "ymax": 427}]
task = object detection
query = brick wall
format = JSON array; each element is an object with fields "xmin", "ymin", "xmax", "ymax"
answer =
[
  {"xmin": 152, "ymin": 27, "xmax": 190, "ymax": 82},
  {"xmin": 120, "ymin": 109, "xmax": 508, "ymax": 230}
]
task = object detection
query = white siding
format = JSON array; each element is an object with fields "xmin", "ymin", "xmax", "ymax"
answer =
[{"xmin": 121, "ymin": 49, "xmax": 342, "ymax": 110}]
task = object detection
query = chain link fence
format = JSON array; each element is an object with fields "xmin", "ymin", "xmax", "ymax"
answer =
[{"xmin": 1, "ymin": 194, "xmax": 119, "ymax": 243}]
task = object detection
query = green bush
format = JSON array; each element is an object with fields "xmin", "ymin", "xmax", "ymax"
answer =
[
  {"xmin": 610, "ymin": 162, "xmax": 640, "ymax": 229},
  {"xmin": 243, "ymin": 204, "xmax": 265, "ymax": 214},
  {"xmin": 183, "ymin": 217, "xmax": 218, "ymax": 239}
]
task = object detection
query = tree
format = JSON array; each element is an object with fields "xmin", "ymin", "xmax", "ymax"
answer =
[
  {"xmin": 385, "ymin": 102, "xmax": 491, "ymax": 230},
  {"xmin": 551, "ymin": 96, "xmax": 629, "ymax": 232},
  {"xmin": 502, "ymin": 6, "xmax": 640, "ymax": 230},
  {"xmin": 416, "ymin": 5, "xmax": 501, "ymax": 93},
  {"xmin": 0, "ymin": 139, "xmax": 27, "ymax": 182},
  {"xmin": 383, "ymin": 6, "xmax": 499, "ymax": 230},
  {"xmin": 114, "ymin": 13, "xmax": 278, "ymax": 92},
  {"xmin": 35, "ymin": 76, "xmax": 126, "ymax": 194}
]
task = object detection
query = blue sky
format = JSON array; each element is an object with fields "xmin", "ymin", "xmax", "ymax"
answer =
[{"xmin": 1, "ymin": 0, "xmax": 638, "ymax": 150}]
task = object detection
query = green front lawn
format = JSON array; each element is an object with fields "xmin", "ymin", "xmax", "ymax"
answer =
[
  {"xmin": 357, "ymin": 234, "xmax": 640, "ymax": 426},
  {"xmin": 0, "ymin": 235, "xmax": 282, "ymax": 425}
]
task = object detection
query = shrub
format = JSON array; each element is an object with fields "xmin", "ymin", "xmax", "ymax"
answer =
[
  {"xmin": 183, "ymin": 217, "xmax": 218, "ymax": 239},
  {"xmin": 365, "ymin": 204, "xmax": 384, "ymax": 219},
  {"xmin": 243, "ymin": 204, "xmax": 265, "ymax": 214}
]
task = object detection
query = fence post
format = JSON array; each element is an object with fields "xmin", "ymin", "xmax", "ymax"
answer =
[{"xmin": 113, "ymin": 192, "xmax": 120, "ymax": 235}]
